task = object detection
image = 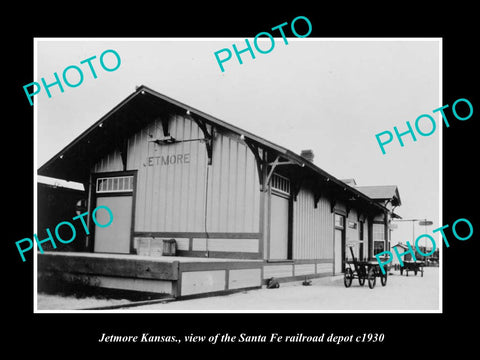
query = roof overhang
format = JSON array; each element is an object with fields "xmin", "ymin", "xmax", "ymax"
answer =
[
  {"xmin": 38, "ymin": 85, "xmax": 292, "ymax": 183},
  {"xmin": 38, "ymin": 85, "xmax": 393, "ymax": 216}
]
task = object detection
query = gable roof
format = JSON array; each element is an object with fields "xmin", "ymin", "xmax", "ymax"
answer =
[
  {"xmin": 392, "ymin": 242, "xmax": 409, "ymax": 250},
  {"xmin": 355, "ymin": 185, "xmax": 402, "ymax": 206},
  {"xmin": 38, "ymin": 85, "xmax": 293, "ymax": 182},
  {"xmin": 38, "ymin": 85, "xmax": 397, "ymax": 217},
  {"xmin": 340, "ymin": 178, "xmax": 357, "ymax": 186}
]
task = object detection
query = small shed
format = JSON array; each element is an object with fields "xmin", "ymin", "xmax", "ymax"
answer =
[{"xmin": 391, "ymin": 242, "xmax": 412, "ymax": 269}]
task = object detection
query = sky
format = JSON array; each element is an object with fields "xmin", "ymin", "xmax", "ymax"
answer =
[{"xmin": 35, "ymin": 38, "xmax": 441, "ymax": 248}]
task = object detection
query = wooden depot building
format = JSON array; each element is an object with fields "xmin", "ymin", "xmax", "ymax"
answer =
[{"xmin": 38, "ymin": 85, "xmax": 401, "ymax": 299}]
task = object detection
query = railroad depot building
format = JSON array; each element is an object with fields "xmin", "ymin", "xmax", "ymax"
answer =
[{"xmin": 38, "ymin": 85, "xmax": 401, "ymax": 299}]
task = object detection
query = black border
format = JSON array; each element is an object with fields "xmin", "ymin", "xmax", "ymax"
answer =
[{"xmin": 7, "ymin": 4, "xmax": 478, "ymax": 354}]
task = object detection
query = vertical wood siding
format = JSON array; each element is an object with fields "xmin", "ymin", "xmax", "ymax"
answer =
[
  {"xmin": 93, "ymin": 149, "xmax": 123, "ymax": 173},
  {"xmin": 126, "ymin": 114, "xmax": 208, "ymax": 232},
  {"xmin": 206, "ymin": 132, "xmax": 260, "ymax": 232},
  {"xmin": 292, "ymin": 187, "xmax": 333, "ymax": 259},
  {"xmin": 92, "ymin": 114, "xmax": 260, "ymax": 235}
]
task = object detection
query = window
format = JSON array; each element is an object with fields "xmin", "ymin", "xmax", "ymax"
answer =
[
  {"xmin": 271, "ymin": 174, "xmax": 290, "ymax": 195},
  {"xmin": 97, "ymin": 176, "xmax": 133, "ymax": 193},
  {"xmin": 374, "ymin": 241, "xmax": 385, "ymax": 254},
  {"xmin": 373, "ymin": 223, "xmax": 385, "ymax": 254},
  {"xmin": 335, "ymin": 214, "xmax": 344, "ymax": 229},
  {"xmin": 359, "ymin": 221, "xmax": 364, "ymax": 260}
]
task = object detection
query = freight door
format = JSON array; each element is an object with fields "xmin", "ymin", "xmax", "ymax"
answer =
[
  {"xmin": 269, "ymin": 194, "xmax": 289, "ymax": 260},
  {"xmin": 334, "ymin": 229, "xmax": 343, "ymax": 274},
  {"xmin": 334, "ymin": 214, "xmax": 345, "ymax": 274},
  {"xmin": 94, "ymin": 196, "xmax": 132, "ymax": 253},
  {"xmin": 93, "ymin": 174, "xmax": 135, "ymax": 254}
]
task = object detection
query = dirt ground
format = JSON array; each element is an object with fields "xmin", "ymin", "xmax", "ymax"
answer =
[{"xmin": 37, "ymin": 266, "xmax": 440, "ymax": 312}]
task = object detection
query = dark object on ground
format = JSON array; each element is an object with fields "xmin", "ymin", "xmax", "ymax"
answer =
[{"xmin": 267, "ymin": 277, "xmax": 280, "ymax": 289}]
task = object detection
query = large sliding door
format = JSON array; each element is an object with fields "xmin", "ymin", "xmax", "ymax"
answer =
[
  {"xmin": 94, "ymin": 196, "xmax": 132, "ymax": 253},
  {"xmin": 270, "ymin": 194, "xmax": 289, "ymax": 259},
  {"xmin": 92, "ymin": 173, "xmax": 135, "ymax": 254},
  {"xmin": 269, "ymin": 174, "xmax": 291, "ymax": 260},
  {"xmin": 334, "ymin": 213, "xmax": 345, "ymax": 274}
]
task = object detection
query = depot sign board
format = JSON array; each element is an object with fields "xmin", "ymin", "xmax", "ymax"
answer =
[
  {"xmin": 419, "ymin": 220, "xmax": 434, "ymax": 226},
  {"xmin": 146, "ymin": 153, "xmax": 191, "ymax": 167}
]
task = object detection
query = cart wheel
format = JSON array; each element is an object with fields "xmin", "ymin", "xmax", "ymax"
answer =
[
  {"xmin": 359, "ymin": 277, "xmax": 365, "ymax": 286},
  {"xmin": 368, "ymin": 268, "xmax": 376, "ymax": 289},
  {"xmin": 344, "ymin": 268, "xmax": 353, "ymax": 288},
  {"xmin": 380, "ymin": 272, "xmax": 387, "ymax": 286}
]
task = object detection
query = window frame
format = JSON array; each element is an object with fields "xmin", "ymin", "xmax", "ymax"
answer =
[
  {"xmin": 372, "ymin": 223, "xmax": 385, "ymax": 255},
  {"xmin": 271, "ymin": 173, "xmax": 291, "ymax": 196},
  {"xmin": 96, "ymin": 175, "xmax": 134, "ymax": 194}
]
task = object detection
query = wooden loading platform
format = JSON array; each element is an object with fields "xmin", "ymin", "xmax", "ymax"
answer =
[{"xmin": 38, "ymin": 252, "xmax": 333, "ymax": 299}]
